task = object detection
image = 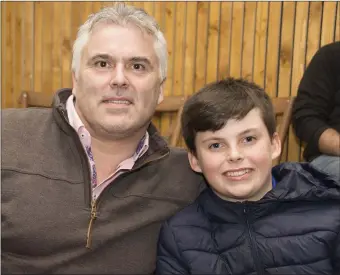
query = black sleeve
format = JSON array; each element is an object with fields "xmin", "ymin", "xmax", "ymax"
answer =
[
  {"xmin": 292, "ymin": 44, "xmax": 337, "ymax": 157},
  {"xmin": 156, "ymin": 221, "xmax": 189, "ymax": 275}
]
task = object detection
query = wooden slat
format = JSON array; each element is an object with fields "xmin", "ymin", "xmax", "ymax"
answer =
[
  {"xmin": 12, "ymin": 2, "xmax": 23, "ymax": 108},
  {"xmin": 154, "ymin": 2, "xmax": 165, "ymax": 31},
  {"xmin": 336, "ymin": 2, "xmax": 340, "ymax": 41},
  {"xmin": 278, "ymin": 2, "xmax": 296, "ymax": 162},
  {"xmin": 61, "ymin": 2, "xmax": 72, "ymax": 88},
  {"xmin": 229, "ymin": 2, "xmax": 244, "ymax": 78},
  {"xmin": 160, "ymin": 2, "xmax": 176, "ymax": 136},
  {"xmin": 290, "ymin": 2, "xmax": 309, "ymax": 162},
  {"xmin": 206, "ymin": 2, "xmax": 220, "ymax": 83},
  {"xmin": 51, "ymin": 2, "xmax": 62, "ymax": 92},
  {"xmin": 218, "ymin": 2, "xmax": 232, "ymax": 79},
  {"xmin": 320, "ymin": 2, "xmax": 337, "ymax": 47},
  {"xmin": 183, "ymin": 2, "xmax": 198, "ymax": 96},
  {"xmin": 194, "ymin": 2, "xmax": 209, "ymax": 91},
  {"xmin": 172, "ymin": 2, "xmax": 186, "ymax": 96},
  {"xmin": 253, "ymin": 2, "xmax": 268, "ymax": 88},
  {"xmin": 152, "ymin": 2, "xmax": 166, "ymax": 131},
  {"xmin": 33, "ymin": 2, "xmax": 43, "ymax": 93},
  {"xmin": 3, "ymin": 2, "xmax": 14, "ymax": 107},
  {"xmin": 41, "ymin": 2, "xmax": 53, "ymax": 94},
  {"xmin": 1, "ymin": 2, "xmax": 6, "ymax": 108},
  {"xmin": 241, "ymin": 2, "xmax": 256, "ymax": 81},
  {"xmin": 142, "ymin": 2, "xmax": 154, "ymax": 16},
  {"xmin": 306, "ymin": 2, "xmax": 323, "ymax": 65},
  {"xmin": 278, "ymin": 2, "xmax": 295, "ymax": 98},
  {"xmin": 265, "ymin": 2, "xmax": 282, "ymax": 97},
  {"xmin": 79, "ymin": 1, "xmax": 93, "ymax": 26},
  {"xmin": 21, "ymin": 2, "xmax": 34, "ymax": 100}
]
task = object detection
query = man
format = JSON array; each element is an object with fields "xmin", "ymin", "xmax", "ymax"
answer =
[
  {"xmin": 2, "ymin": 3, "xmax": 205, "ymax": 274},
  {"xmin": 292, "ymin": 41, "xmax": 340, "ymax": 180}
]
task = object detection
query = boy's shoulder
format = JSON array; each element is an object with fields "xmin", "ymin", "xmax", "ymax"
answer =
[{"xmin": 166, "ymin": 191, "xmax": 211, "ymax": 230}]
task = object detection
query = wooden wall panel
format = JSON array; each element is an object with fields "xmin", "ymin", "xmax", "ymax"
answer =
[{"xmin": 2, "ymin": 1, "xmax": 339, "ymax": 162}]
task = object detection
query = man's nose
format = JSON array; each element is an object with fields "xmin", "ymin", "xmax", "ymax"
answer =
[{"xmin": 110, "ymin": 63, "xmax": 128, "ymax": 88}]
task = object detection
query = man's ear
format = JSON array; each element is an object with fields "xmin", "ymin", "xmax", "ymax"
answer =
[
  {"xmin": 72, "ymin": 71, "xmax": 78, "ymax": 96},
  {"xmin": 188, "ymin": 151, "xmax": 202, "ymax": 173},
  {"xmin": 271, "ymin": 132, "xmax": 282, "ymax": 160},
  {"xmin": 157, "ymin": 79, "xmax": 165, "ymax": 104}
]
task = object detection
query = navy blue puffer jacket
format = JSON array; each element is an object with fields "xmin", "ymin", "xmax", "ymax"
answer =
[{"xmin": 156, "ymin": 163, "xmax": 340, "ymax": 274}]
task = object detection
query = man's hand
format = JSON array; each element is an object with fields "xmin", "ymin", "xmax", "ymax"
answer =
[{"xmin": 318, "ymin": 128, "xmax": 340, "ymax": 156}]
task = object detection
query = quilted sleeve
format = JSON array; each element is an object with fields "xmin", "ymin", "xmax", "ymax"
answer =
[
  {"xmin": 156, "ymin": 221, "xmax": 189, "ymax": 275},
  {"xmin": 334, "ymin": 230, "xmax": 340, "ymax": 274}
]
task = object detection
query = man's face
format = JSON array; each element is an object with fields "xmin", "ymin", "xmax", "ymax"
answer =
[
  {"xmin": 188, "ymin": 108, "xmax": 281, "ymax": 202},
  {"xmin": 72, "ymin": 23, "xmax": 164, "ymax": 139}
]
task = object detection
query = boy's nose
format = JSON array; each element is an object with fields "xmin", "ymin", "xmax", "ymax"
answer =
[{"xmin": 226, "ymin": 147, "xmax": 243, "ymax": 162}]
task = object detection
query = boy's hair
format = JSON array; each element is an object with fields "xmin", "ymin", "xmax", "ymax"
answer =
[{"xmin": 181, "ymin": 77, "xmax": 276, "ymax": 154}]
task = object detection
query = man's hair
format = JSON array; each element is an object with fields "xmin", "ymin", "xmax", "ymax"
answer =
[
  {"xmin": 181, "ymin": 77, "xmax": 276, "ymax": 154},
  {"xmin": 71, "ymin": 2, "xmax": 167, "ymax": 81}
]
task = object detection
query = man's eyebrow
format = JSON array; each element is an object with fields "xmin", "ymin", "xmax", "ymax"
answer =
[
  {"xmin": 88, "ymin": 54, "xmax": 111, "ymax": 61},
  {"xmin": 129, "ymin": 57, "xmax": 152, "ymax": 66}
]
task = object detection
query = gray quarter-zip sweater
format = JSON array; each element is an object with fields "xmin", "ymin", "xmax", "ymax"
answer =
[{"xmin": 1, "ymin": 88, "xmax": 206, "ymax": 274}]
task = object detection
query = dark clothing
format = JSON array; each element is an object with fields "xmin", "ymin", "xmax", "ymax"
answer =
[
  {"xmin": 292, "ymin": 41, "xmax": 340, "ymax": 161},
  {"xmin": 157, "ymin": 163, "xmax": 340, "ymax": 275},
  {"xmin": 1, "ymin": 89, "xmax": 205, "ymax": 274}
]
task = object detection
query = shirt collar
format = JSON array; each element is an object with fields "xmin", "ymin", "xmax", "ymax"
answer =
[{"xmin": 66, "ymin": 94, "xmax": 149, "ymax": 158}]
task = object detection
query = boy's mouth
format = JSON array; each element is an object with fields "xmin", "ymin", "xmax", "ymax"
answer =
[{"xmin": 224, "ymin": 168, "xmax": 253, "ymax": 178}]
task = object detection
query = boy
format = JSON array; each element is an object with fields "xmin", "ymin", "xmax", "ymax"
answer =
[{"xmin": 156, "ymin": 78, "xmax": 340, "ymax": 274}]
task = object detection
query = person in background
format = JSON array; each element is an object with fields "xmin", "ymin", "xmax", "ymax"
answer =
[
  {"xmin": 2, "ymin": 3, "xmax": 205, "ymax": 274},
  {"xmin": 292, "ymin": 41, "xmax": 340, "ymax": 180},
  {"xmin": 156, "ymin": 77, "xmax": 340, "ymax": 274}
]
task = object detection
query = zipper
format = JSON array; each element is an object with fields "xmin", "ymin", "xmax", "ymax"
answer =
[
  {"xmin": 86, "ymin": 199, "xmax": 97, "ymax": 248},
  {"xmin": 85, "ymin": 151, "xmax": 169, "ymax": 248},
  {"xmin": 244, "ymin": 206, "xmax": 264, "ymax": 275}
]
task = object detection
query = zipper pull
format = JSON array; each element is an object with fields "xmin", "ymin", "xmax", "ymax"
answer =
[{"xmin": 86, "ymin": 199, "xmax": 97, "ymax": 248}]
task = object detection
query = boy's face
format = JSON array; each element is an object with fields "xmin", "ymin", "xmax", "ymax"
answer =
[{"xmin": 188, "ymin": 108, "xmax": 281, "ymax": 202}]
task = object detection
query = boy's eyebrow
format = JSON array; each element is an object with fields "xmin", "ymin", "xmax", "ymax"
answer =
[
  {"xmin": 201, "ymin": 127, "xmax": 261, "ymax": 143},
  {"xmin": 201, "ymin": 137, "xmax": 225, "ymax": 144},
  {"xmin": 237, "ymin": 128, "xmax": 260, "ymax": 136}
]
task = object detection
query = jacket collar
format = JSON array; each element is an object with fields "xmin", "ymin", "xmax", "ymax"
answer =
[{"xmin": 198, "ymin": 162, "xmax": 340, "ymax": 221}]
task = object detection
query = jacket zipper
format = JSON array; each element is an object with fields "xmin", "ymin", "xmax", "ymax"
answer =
[
  {"xmin": 85, "ymin": 151, "xmax": 169, "ymax": 248},
  {"xmin": 244, "ymin": 206, "xmax": 264, "ymax": 275}
]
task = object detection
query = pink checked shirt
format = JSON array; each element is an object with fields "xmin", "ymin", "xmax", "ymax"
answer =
[{"xmin": 66, "ymin": 95, "xmax": 149, "ymax": 200}]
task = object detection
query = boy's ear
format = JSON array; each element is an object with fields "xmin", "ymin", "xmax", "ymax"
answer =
[
  {"xmin": 188, "ymin": 151, "xmax": 203, "ymax": 173},
  {"xmin": 271, "ymin": 132, "xmax": 282, "ymax": 160}
]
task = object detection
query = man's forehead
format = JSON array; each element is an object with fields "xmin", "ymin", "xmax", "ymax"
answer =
[{"xmin": 83, "ymin": 23, "xmax": 158, "ymax": 62}]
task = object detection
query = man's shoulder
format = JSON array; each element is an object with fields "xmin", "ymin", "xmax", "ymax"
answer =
[{"xmin": 2, "ymin": 108, "xmax": 53, "ymax": 128}]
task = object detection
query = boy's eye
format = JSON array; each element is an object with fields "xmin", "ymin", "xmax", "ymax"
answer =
[
  {"xmin": 208, "ymin": 143, "xmax": 222, "ymax": 150},
  {"xmin": 243, "ymin": 136, "xmax": 256, "ymax": 143}
]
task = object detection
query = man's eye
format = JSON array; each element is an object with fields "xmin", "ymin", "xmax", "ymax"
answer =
[
  {"xmin": 95, "ymin": 61, "xmax": 108, "ymax": 68},
  {"xmin": 132, "ymin": 64, "xmax": 145, "ymax": 70},
  {"xmin": 99, "ymin": 61, "xmax": 107, "ymax": 67}
]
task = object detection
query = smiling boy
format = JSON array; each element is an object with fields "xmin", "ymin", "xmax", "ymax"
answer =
[{"xmin": 156, "ymin": 78, "xmax": 340, "ymax": 274}]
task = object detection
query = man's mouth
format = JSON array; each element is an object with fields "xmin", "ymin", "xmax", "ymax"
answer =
[{"xmin": 102, "ymin": 99, "xmax": 131, "ymax": 105}]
